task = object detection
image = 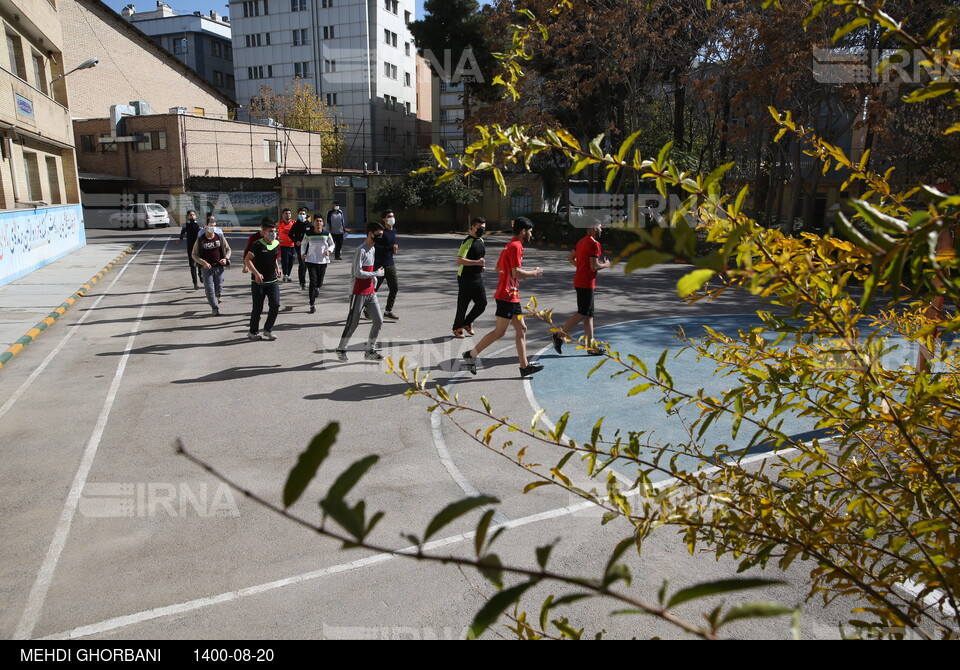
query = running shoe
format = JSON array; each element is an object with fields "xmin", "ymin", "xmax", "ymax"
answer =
[
  {"xmin": 335, "ymin": 349, "xmax": 348, "ymax": 361},
  {"xmin": 452, "ymin": 328, "xmax": 465, "ymax": 339},
  {"xmin": 262, "ymin": 331, "xmax": 277, "ymax": 341},
  {"xmin": 385, "ymin": 311, "xmax": 399, "ymax": 320},
  {"xmin": 519, "ymin": 364, "xmax": 545, "ymax": 377},
  {"xmin": 551, "ymin": 332, "xmax": 563, "ymax": 354},
  {"xmin": 464, "ymin": 324, "xmax": 475, "ymax": 336},
  {"xmin": 461, "ymin": 351, "xmax": 477, "ymax": 376},
  {"xmin": 364, "ymin": 350, "xmax": 384, "ymax": 361},
  {"xmin": 309, "ymin": 305, "xmax": 316, "ymax": 314},
  {"xmin": 247, "ymin": 332, "xmax": 261, "ymax": 341}
]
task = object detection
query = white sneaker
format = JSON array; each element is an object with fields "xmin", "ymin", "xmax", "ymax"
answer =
[{"xmin": 262, "ymin": 331, "xmax": 277, "ymax": 341}]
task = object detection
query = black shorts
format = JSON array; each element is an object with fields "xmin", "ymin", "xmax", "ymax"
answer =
[
  {"xmin": 495, "ymin": 299, "xmax": 523, "ymax": 319},
  {"xmin": 576, "ymin": 287, "xmax": 595, "ymax": 317}
]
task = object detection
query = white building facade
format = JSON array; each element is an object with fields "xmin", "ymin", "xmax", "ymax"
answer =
[{"xmin": 229, "ymin": 0, "xmax": 418, "ymax": 172}]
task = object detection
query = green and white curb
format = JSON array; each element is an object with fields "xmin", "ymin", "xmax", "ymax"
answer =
[{"xmin": 0, "ymin": 244, "xmax": 136, "ymax": 370}]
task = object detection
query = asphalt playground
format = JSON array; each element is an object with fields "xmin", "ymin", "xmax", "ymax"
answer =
[{"xmin": 0, "ymin": 227, "xmax": 864, "ymax": 639}]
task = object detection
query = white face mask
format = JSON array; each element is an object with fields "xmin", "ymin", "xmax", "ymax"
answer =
[
  {"xmin": 386, "ymin": 217, "xmax": 396, "ymax": 226},
  {"xmin": 264, "ymin": 232, "xmax": 277, "ymax": 242},
  {"xmin": 333, "ymin": 206, "xmax": 340, "ymax": 211},
  {"xmin": 206, "ymin": 225, "xmax": 216, "ymax": 234}
]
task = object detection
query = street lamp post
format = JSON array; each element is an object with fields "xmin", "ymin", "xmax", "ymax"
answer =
[{"xmin": 50, "ymin": 57, "xmax": 99, "ymax": 87}]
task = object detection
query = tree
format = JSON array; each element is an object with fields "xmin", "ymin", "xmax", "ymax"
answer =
[
  {"xmin": 248, "ymin": 79, "xmax": 348, "ymax": 168},
  {"xmin": 187, "ymin": 0, "xmax": 960, "ymax": 639},
  {"xmin": 369, "ymin": 167, "xmax": 482, "ymax": 213}
]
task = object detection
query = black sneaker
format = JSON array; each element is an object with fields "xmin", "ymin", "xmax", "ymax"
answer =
[
  {"xmin": 461, "ymin": 351, "xmax": 477, "ymax": 376},
  {"xmin": 364, "ymin": 350, "xmax": 384, "ymax": 361},
  {"xmin": 551, "ymin": 332, "xmax": 563, "ymax": 354},
  {"xmin": 309, "ymin": 305, "xmax": 316, "ymax": 314},
  {"xmin": 335, "ymin": 349, "xmax": 348, "ymax": 361},
  {"xmin": 520, "ymin": 364, "xmax": 545, "ymax": 377}
]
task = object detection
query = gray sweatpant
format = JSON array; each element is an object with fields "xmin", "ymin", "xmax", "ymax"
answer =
[{"xmin": 337, "ymin": 292, "xmax": 383, "ymax": 351}]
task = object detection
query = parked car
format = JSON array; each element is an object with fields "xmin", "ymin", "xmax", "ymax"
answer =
[{"xmin": 110, "ymin": 203, "xmax": 170, "ymax": 229}]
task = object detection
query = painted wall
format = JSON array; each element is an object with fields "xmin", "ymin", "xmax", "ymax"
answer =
[{"xmin": 0, "ymin": 206, "xmax": 86, "ymax": 287}]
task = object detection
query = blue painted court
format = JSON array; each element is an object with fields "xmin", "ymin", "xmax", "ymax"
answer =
[{"xmin": 530, "ymin": 314, "xmax": 927, "ymax": 481}]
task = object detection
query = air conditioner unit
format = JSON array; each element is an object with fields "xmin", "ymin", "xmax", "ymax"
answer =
[
  {"xmin": 129, "ymin": 101, "xmax": 154, "ymax": 116},
  {"xmin": 169, "ymin": 107, "xmax": 187, "ymax": 115}
]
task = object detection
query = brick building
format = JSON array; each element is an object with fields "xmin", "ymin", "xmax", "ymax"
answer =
[
  {"xmin": 75, "ymin": 112, "xmax": 324, "ymax": 225},
  {"xmin": 59, "ymin": 0, "xmax": 235, "ymax": 120}
]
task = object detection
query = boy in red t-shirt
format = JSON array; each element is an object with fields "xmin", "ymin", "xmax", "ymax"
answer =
[
  {"xmin": 462, "ymin": 217, "xmax": 545, "ymax": 377},
  {"xmin": 552, "ymin": 223, "xmax": 611, "ymax": 356},
  {"xmin": 276, "ymin": 208, "xmax": 296, "ymax": 282}
]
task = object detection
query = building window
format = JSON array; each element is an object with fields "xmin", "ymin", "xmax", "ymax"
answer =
[
  {"xmin": 404, "ymin": 72, "xmax": 410, "ymax": 87},
  {"xmin": 242, "ymin": 1, "xmax": 260, "ymax": 17},
  {"xmin": 384, "ymin": 0, "xmax": 398, "ymax": 14},
  {"xmin": 321, "ymin": 0, "xmax": 334, "ymax": 7},
  {"xmin": 226, "ymin": 45, "xmax": 233, "ymax": 58},
  {"xmin": 325, "ymin": 93, "xmax": 337, "ymax": 106},
  {"xmin": 384, "ymin": 62, "xmax": 397, "ymax": 80},
  {"xmin": 226, "ymin": 74, "xmax": 235, "ymax": 88},
  {"xmin": 136, "ymin": 130, "xmax": 167, "ymax": 151},
  {"xmin": 405, "ymin": 10, "xmax": 411, "ymax": 25},
  {"xmin": 173, "ymin": 38, "xmax": 188, "ymax": 54},
  {"xmin": 291, "ymin": 0, "xmax": 306, "ymax": 10},
  {"xmin": 384, "ymin": 30, "xmax": 397, "ymax": 47},
  {"xmin": 294, "ymin": 62, "xmax": 310, "ymax": 78},
  {"xmin": 293, "ymin": 29, "xmax": 309, "ymax": 46},
  {"xmin": 264, "ymin": 140, "xmax": 282, "ymax": 164},
  {"xmin": 6, "ymin": 33, "xmax": 26, "ymax": 80},
  {"xmin": 31, "ymin": 52, "xmax": 48, "ymax": 95},
  {"xmin": 405, "ymin": 42, "xmax": 410, "ymax": 57},
  {"xmin": 214, "ymin": 71, "xmax": 224, "ymax": 86},
  {"xmin": 245, "ymin": 33, "xmax": 270, "ymax": 47},
  {"xmin": 80, "ymin": 135, "xmax": 96, "ymax": 153},
  {"xmin": 324, "ymin": 59, "xmax": 336, "ymax": 73},
  {"xmin": 45, "ymin": 157, "xmax": 62, "ymax": 205},
  {"xmin": 322, "ymin": 26, "xmax": 335, "ymax": 40},
  {"xmin": 212, "ymin": 41, "xmax": 222, "ymax": 58},
  {"xmin": 405, "ymin": 101, "xmax": 411, "ymax": 115},
  {"xmin": 23, "ymin": 152, "xmax": 42, "ymax": 201}
]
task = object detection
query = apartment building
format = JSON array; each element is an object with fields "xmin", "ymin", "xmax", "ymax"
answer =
[
  {"xmin": 121, "ymin": 2, "xmax": 237, "ymax": 101},
  {"xmin": 229, "ymin": 0, "xmax": 418, "ymax": 172},
  {"xmin": 0, "ymin": 0, "xmax": 86, "ymax": 286}
]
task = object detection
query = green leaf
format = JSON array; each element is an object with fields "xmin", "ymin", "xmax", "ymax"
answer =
[
  {"xmin": 720, "ymin": 602, "xmax": 797, "ymax": 626},
  {"xmin": 656, "ymin": 141, "xmax": 674, "ymax": 168},
  {"xmin": 283, "ymin": 422, "xmax": 339, "ymax": 508},
  {"xmin": 666, "ymin": 578, "xmax": 786, "ymax": 609},
  {"xmin": 624, "ymin": 250, "xmax": 673, "ymax": 273},
  {"xmin": 467, "ymin": 582, "xmax": 535, "ymax": 639},
  {"xmin": 615, "ymin": 129, "xmax": 642, "ymax": 164},
  {"xmin": 553, "ymin": 413, "xmax": 570, "ymax": 441},
  {"xmin": 832, "ymin": 17, "xmax": 870, "ymax": 42},
  {"xmin": 677, "ymin": 269, "xmax": 716, "ymax": 298},
  {"xmin": 493, "ymin": 167, "xmax": 506, "ymax": 195},
  {"xmin": 424, "ymin": 496, "xmax": 499, "ymax": 542},
  {"xmin": 474, "ymin": 509, "xmax": 496, "ymax": 556}
]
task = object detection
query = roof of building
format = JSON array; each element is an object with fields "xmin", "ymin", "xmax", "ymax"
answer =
[{"xmin": 81, "ymin": 0, "xmax": 237, "ymax": 109}]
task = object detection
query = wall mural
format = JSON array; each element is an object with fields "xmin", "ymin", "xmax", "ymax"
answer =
[{"xmin": 0, "ymin": 205, "xmax": 86, "ymax": 287}]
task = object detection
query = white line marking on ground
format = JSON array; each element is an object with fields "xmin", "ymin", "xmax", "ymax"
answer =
[
  {"xmin": 0, "ymin": 240, "xmax": 156, "ymax": 423},
  {"xmin": 42, "ymin": 500, "xmax": 598, "ymax": 640},
  {"xmin": 14, "ymin": 239, "xmax": 170, "ymax": 640}
]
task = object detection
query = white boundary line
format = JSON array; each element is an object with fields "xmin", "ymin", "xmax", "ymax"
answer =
[
  {"xmin": 0, "ymin": 240, "xmax": 156, "ymax": 423},
  {"xmin": 15, "ymin": 238, "xmax": 170, "ymax": 640},
  {"xmin": 42, "ymin": 500, "xmax": 598, "ymax": 640}
]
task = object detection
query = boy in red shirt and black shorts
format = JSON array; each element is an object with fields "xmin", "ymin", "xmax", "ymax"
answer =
[
  {"xmin": 462, "ymin": 217, "xmax": 545, "ymax": 377},
  {"xmin": 552, "ymin": 222, "xmax": 611, "ymax": 355}
]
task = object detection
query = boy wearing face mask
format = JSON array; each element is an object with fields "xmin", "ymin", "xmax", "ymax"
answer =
[
  {"xmin": 290, "ymin": 207, "xmax": 311, "ymax": 289},
  {"xmin": 374, "ymin": 209, "xmax": 400, "ymax": 319},
  {"xmin": 244, "ymin": 221, "xmax": 283, "ymax": 341},
  {"xmin": 452, "ymin": 217, "xmax": 488, "ymax": 338},
  {"xmin": 191, "ymin": 219, "xmax": 232, "ymax": 316},
  {"xmin": 178, "ymin": 210, "xmax": 202, "ymax": 289},
  {"xmin": 325, "ymin": 201, "xmax": 348, "ymax": 260},
  {"xmin": 335, "ymin": 222, "xmax": 386, "ymax": 361},
  {"xmin": 301, "ymin": 214, "xmax": 334, "ymax": 314}
]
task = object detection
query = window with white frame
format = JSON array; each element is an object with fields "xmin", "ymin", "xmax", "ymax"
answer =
[
  {"xmin": 325, "ymin": 93, "xmax": 337, "ymax": 106},
  {"xmin": 322, "ymin": 25, "xmax": 335, "ymax": 39},
  {"xmin": 291, "ymin": 0, "xmax": 306, "ymax": 11},
  {"xmin": 264, "ymin": 140, "xmax": 282, "ymax": 163},
  {"xmin": 324, "ymin": 59, "xmax": 336, "ymax": 73},
  {"xmin": 293, "ymin": 29, "xmax": 309, "ymax": 46},
  {"xmin": 135, "ymin": 130, "xmax": 167, "ymax": 152},
  {"xmin": 294, "ymin": 62, "xmax": 310, "ymax": 78}
]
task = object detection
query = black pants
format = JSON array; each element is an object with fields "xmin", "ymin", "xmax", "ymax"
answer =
[
  {"xmin": 375, "ymin": 265, "xmax": 398, "ymax": 312},
  {"xmin": 187, "ymin": 252, "xmax": 199, "ymax": 286},
  {"xmin": 306, "ymin": 263, "xmax": 327, "ymax": 305},
  {"xmin": 453, "ymin": 277, "xmax": 487, "ymax": 330},
  {"xmin": 281, "ymin": 246, "xmax": 297, "ymax": 278},
  {"xmin": 332, "ymin": 233, "xmax": 344, "ymax": 259},
  {"xmin": 297, "ymin": 253, "xmax": 307, "ymax": 287},
  {"xmin": 249, "ymin": 281, "xmax": 280, "ymax": 334}
]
